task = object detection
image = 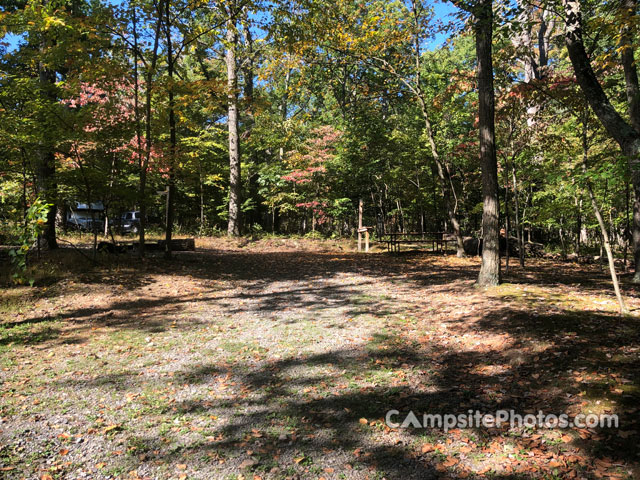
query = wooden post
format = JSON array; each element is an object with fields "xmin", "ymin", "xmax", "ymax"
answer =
[
  {"xmin": 358, "ymin": 198, "xmax": 363, "ymax": 252},
  {"xmin": 365, "ymin": 229, "xmax": 370, "ymax": 252}
]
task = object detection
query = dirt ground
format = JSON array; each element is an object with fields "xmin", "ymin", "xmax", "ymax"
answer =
[{"xmin": 1, "ymin": 237, "xmax": 639, "ymax": 479}]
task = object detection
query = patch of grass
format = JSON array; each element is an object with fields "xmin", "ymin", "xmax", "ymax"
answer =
[
  {"xmin": 0, "ymin": 317, "xmax": 61, "ymax": 353},
  {"xmin": 126, "ymin": 435, "xmax": 153, "ymax": 454},
  {"xmin": 218, "ymin": 340, "xmax": 250, "ymax": 353},
  {"xmin": 0, "ymin": 290, "xmax": 34, "ymax": 316}
]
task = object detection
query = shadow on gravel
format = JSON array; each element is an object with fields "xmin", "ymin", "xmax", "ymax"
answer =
[
  {"xmin": 52, "ymin": 307, "xmax": 638, "ymax": 478},
  {"xmin": 3, "ymin": 245, "xmax": 639, "ymax": 478}
]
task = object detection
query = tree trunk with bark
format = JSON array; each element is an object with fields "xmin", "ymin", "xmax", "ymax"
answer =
[
  {"xmin": 475, "ymin": 0, "xmax": 501, "ymax": 286},
  {"xmin": 226, "ymin": 3, "xmax": 241, "ymax": 237},
  {"xmin": 37, "ymin": 43, "xmax": 58, "ymax": 250},
  {"xmin": 563, "ymin": 0, "xmax": 640, "ymax": 281},
  {"xmin": 621, "ymin": 0, "xmax": 640, "ymax": 281},
  {"xmin": 138, "ymin": 8, "xmax": 161, "ymax": 257},
  {"xmin": 164, "ymin": 0, "xmax": 176, "ymax": 260}
]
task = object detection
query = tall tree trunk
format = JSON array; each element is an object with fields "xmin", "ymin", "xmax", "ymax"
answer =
[
  {"xmin": 621, "ymin": 0, "xmax": 640, "ymax": 135},
  {"xmin": 242, "ymin": 16, "xmax": 256, "ymax": 229},
  {"xmin": 621, "ymin": 0, "xmax": 640, "ymax": 281},
  {"xmin": 132, "ymin": 5, "xmax": 142, "ymax": 246},
  {"xmin": 138, "ymin": 8, "xmax": 161, "ymax": 257},
  {"xmin": 226, "ymin": 2, "xmax": 241, "ymax": 236},
  {"xmin": 475, "ymin": 0, "xmax": 501, "ymax": 286},
  {"xmin": 164, "ymin": 0, "xmax": 176, "ymax": 259},
  {"xmin": 563, "ymin": 0, "xmax": 640, "ymax": 281},
  {"xmin": 37, "ymin": 42, "xmax": 58, "ymax": 250}
]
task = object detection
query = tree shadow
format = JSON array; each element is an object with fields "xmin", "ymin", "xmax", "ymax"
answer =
[
  {"xmin": 3, "ymin": 244, "xmax": 640, "ymax": 478},
  {"xmin": 48, "ymin": 316, "xmax": 637, "ymax": 478}
]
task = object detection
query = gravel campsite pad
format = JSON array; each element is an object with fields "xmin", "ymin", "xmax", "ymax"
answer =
[{"xmin": 1, "ymin": 238, "xmax": 639, "ymax": 479}]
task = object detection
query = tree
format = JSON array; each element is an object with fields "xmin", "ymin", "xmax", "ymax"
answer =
[
  {"xmin": 163, "ymin": 0, "xmax": 177, "ymax": 258},
  {"xmin": 368, "ymin": 0, "xmax": 466, "ymax": 255},
  {"xmin": 579, "ymin": 106, "xmax": 629, "ymax": 314},
  {"xmin": 225, "ymin": 0, "xmax": 241, "ymax": 236},
  {"xmin": 473, "ymin": 0, "xmax": 501, "ymax": 286},
  {"xmin": 109, "ymin": 0, "xmax": 162, "ymax": 256},
  {"xmin": 36, "ymin": 42, "xmax": 58, "ymax": 250},
  {"xmin": 563, "ymin": 0, "xmax": 640, "ymax": 282}
]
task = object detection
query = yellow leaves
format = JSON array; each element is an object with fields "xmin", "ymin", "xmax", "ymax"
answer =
[
  {"xmin": 102, "ymin": 424, "xmax": 121, "ymax": 434},
  {"xmin": 43, "ymin": 14, "xmax": 66, "ymax": 30}
]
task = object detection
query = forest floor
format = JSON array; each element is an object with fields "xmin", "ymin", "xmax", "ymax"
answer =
[{"xmin": 1, "ymin": 237, "xmax": 639, "ymax": 480}]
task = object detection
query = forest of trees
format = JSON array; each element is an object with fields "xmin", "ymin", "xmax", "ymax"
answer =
[{"xmin": 2, "ymin": 0, "xmax": 640, "ymax": 289}]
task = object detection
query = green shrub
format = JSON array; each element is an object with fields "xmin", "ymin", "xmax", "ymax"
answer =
[{"xmin": 9, "ymin": 198, "xmax": 51, "ymax": 286}]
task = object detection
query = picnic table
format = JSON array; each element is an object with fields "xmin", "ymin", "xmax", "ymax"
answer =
[{"xmin": 381, "ymin": 232, "xmax": 450, "ymax": 253}]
